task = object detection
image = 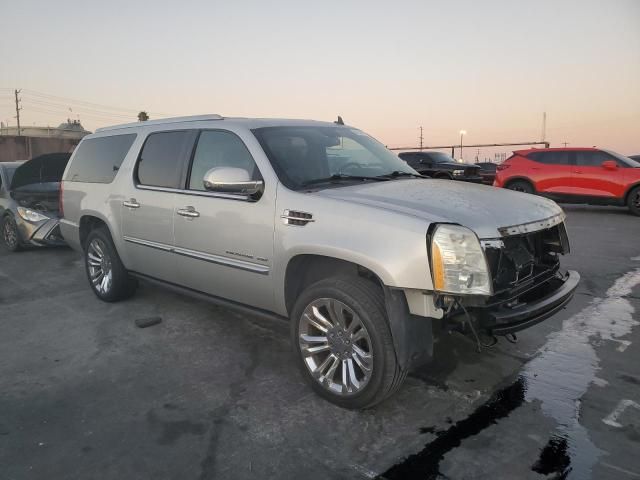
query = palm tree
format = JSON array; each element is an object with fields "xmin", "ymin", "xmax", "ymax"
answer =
[{"xmin": 137, "ymin": 111, "xmax": 149, "ymax": 122}]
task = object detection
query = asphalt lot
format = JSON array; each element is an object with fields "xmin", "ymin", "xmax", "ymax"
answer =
[{"xmin": 1, "ymin": 205, "xmax": 639, "ymax": 480}]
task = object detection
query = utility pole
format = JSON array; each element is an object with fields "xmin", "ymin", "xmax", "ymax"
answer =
[
  {"xmin": 541, "ymin": 111, "xmax": 547, "ymax": 142},
  {"xmin": 562, "ymin": 142, "xmax": 569, "ymax": 147},
  {"xmin": 14, "ymin": 89, "xmax": 22, "ymax": 136},
  {"xmin": 419, "ymin": 126, "xmax": 424, "ymax": 151}
]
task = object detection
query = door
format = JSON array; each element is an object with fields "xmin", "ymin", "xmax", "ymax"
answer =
[
  {"xmin": 527, "ymin": 151, "xmax": 575, "ymax": 194},
  {"xmin": 572, "ymin": 150, "xmax": 626, "ymax": 199},
  {"xmin": 121, "ymin": 130, "xmax": 197, "ymax": 281},
  {"xmin": 173, "ymin": 129, "xmax": 276, "ymax": 311}
]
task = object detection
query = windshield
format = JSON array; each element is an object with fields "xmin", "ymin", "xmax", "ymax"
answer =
[
  {"xmin": 604, "ymin": 149, "xmax": 640, "ymax": 167},
  {"xmin": 252, "ymin": 126, "xmax": 417, "ymax": 190}
]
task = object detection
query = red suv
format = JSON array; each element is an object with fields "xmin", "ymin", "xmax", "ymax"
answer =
[{"xmin": 494, "ymin": 148, "xmax": 640, "ymax": 216}]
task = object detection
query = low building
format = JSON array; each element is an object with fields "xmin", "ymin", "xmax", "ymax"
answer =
[{"xmin": 0, "ymin": 119, "xmax": 91, "ymax": 162}]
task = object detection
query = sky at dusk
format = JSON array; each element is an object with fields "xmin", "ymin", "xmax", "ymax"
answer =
[{"xmin": 1, "ymin": 0, "xmax": 639, "ymax": 157}]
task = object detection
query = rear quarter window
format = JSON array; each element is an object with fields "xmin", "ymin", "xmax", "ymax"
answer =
[{"xmin": 64, "ymin": 134, "xmax": 137, "ymax": 183}]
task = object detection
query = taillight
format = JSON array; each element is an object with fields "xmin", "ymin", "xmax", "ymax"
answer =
[
  {"xmin": 58, "ymin": 181, "xmax": 64, "ymax": 218},
  {"xmin": 496, "ymin": 164, "xmax": 511, "ymax": 171}
]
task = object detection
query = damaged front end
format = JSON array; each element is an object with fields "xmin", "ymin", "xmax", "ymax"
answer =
[
  {"xmin": 9, "ymin": 153, "xmax": 69, "ymax": 247},
  {"xmin": 433, "ymin": 216, "xmax": 579, "ymax": 345}
]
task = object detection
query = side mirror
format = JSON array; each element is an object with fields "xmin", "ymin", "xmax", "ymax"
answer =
[
  {"xmin": 203, "ymin": 167, "xmax": 264, "ymax": 198},
  {"xmin": 602, "ymin": 160, "xmax": 618, "ymax": 171}
]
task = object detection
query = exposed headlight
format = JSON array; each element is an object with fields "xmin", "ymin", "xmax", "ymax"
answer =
[
  {"xmin": 430, "ymin": 224, "xmax": 492, "ymax": 296},
  {"xmin": 452, "ymin": 169, "xmax": 465, "ymax": 176},
  {"xmin": 17, "ymin": 207, "xmax": 48, "ymax": 223}
]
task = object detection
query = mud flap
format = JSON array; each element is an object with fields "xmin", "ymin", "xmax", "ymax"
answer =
[{"xmin": 383, "ymin": 286, "xmax": 434, "ymax": 371}]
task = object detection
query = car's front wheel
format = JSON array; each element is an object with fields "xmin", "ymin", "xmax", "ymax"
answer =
[
  {"xmin": 291, "ymin": 276, "xmax": 405, "ymax": 409},
  {"xmin": 506, "ymin": 180, "xmax": 535, "ymax": 194},
  {"xmin": 84, "ymin": 227, "xmax": 137, "ymax": 302},
  {"xmin": 628, "ymin": 186, "xmax": 640, "ymax": 217},
  {"xmin": 2, "ymin": 215, "xmax": 22, "ymax": 252}
]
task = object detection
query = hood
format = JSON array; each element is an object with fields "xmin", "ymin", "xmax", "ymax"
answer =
[
  {"xmin": 313, "ymin": 179, "xmax": 563, "ymax": 239},
  {"xmin": 10, "ymin": 153, "xmax": 70, "ymax": 191},
  {"xmin": 9, "ymin": 153, "xmax": 70, "ymax": 214}
]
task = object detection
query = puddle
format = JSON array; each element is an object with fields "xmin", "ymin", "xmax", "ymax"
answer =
[
  {"xmin": 380, "ymin": 267, "xmax": 640, "ymax": 480},
  {"xmin": 380, "ymin": 378, "xmax": 526, "ymax": 479}
]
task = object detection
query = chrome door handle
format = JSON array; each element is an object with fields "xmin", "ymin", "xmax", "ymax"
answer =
[
  {"xmin": 177, "ymin": 206, "xmax": 200, "ymax": 218},
  {"xmin": 123, "ymin": 199, "xmax": 140, "ymax": 208}
]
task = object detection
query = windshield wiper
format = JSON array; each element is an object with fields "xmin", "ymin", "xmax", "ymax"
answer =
[
  {"xmin": 376, "ymin": 170, "xmax": 427, "ymax": 179},
  {"xmin": 302, "ymin": 174, "xmax": 390, "ymax": 187}
]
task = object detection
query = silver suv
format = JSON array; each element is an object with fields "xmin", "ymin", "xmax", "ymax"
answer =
[{"xmin": 60, "ymin": 115, "xmax": 579, "ymax": 409}]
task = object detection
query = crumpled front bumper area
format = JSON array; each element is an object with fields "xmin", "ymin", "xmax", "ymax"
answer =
[
  {"xmin": 17, "ymin": 217, "xmax": 65, "ymax": 246},
  {"xmin": 475, "ymin": 270, "xmax": 580, "ymax": 335}
]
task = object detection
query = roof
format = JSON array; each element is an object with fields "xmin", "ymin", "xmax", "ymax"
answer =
[
  {"xmin": 513, "ymin": 147, "xmax": 599, "ymax": 156},
  {"xmin": 94, "ymin": 114, "xmax": 345, "ymax": 133}
]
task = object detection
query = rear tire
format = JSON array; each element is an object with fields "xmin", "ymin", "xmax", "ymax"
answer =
[
  {"xmin": 84, "ymin": 227, "xmax": 137, "ymax": 302},
  {"xmin": 628, "ymin": 186, "xmax": 640, "ymax": 216},
  {"xmin": 291, "ymin": 275, "xmax": 405, "ymax": 409},
  {"xmin": 2, "ymin": 215, "xmax": 22, "ymax": 252},
  {"xmin": 506, "ymin": 180, "xmax": 535, "ymax": 194}
]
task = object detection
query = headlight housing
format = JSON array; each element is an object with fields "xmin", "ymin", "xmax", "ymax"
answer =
[
  {"xmin": 430, "ymin": 224, "xmax": 492, "ymax": 296},
  {"xmin": 17, "ymin": 207, "xmax": 49, "ymax": 223},
  {"xmin": 452, "ymin": 169, "xmax": 465, "ymax": 176}
]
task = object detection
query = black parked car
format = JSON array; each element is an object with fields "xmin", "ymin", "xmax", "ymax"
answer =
[
  {"xmin": 629, "ymin": 155, "xmax": 640, "ymax": 162},
  {"xmin": 475, "ymin": 162, "xmax": 498, "ymax": 185},
  {"xmin": 398, "ymin": 151, "xmax": 482, "ymax": 182}
]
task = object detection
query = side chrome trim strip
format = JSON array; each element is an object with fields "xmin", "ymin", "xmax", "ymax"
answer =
[
  {"xmin": 173, "ymin": 246, "xmax": 270, "ymax": 275},
  {"xmin": 123, "ymin": 235, "xmax": 269, "ymax": 275}
]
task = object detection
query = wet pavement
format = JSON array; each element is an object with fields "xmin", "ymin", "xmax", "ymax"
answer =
[{"xmin": 1, "ymin": 204, "xmax": 639, "ymax": 479}]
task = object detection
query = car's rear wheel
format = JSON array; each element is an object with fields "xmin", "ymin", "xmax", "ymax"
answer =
[
  {"xmin": 2, "ymin": 215, "xmax": 22, "ymax": 252},
  {"xmin": 291, "ymin": 275, "xmax": 405, "ymax": 409},
  {"xmin": 84, "ymin": 227, "xmax": 137, "ymax": 302},
  {"xmin": 506, "ymin": 180, "xmax": 535, "ymax": 194},
  {"xmin": 628, "ymin": 186, "xmax": 640, "ymax": 216}
]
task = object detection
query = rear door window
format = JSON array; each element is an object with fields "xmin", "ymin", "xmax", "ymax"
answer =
[
  {"xmin": 529, "ymin": 151, "xmax": 571, "ymax": 165},
  {"xmin": 65, "ymin": 134, "xmax": 137, "ymax": 183},
  {"xmin": 136, "ymin": 130, "xmax": 197, "ymax": 189}
]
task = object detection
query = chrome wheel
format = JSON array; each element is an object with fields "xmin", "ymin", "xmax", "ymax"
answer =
[
  {"xmin": 3, "ymin": 217, "xmax": 18, "ymax": 249},
  {"xmin": 299, "ymin": 298, "xmax": 373, "ymax": 396},
  {"xmin": 87, "ymin": 239, "xmax": 113, "ymax": 295}
]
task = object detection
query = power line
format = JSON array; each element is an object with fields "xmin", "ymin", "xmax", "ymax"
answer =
[{"xmin": 21, "ymin": 89, "xmax": 173, "ymax": 117}]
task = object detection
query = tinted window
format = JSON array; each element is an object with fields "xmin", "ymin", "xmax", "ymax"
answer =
[
  {"xmin": 65, "ymin": 134, "xmax": 136, "ymax": 183},
  {"xmin": 137, "ymin": 131, "xmax": 196, "ymax": 188},
  {"xmin": 188, "ymin": 131, "xmax": 259, "ymax": 191},
  {"xmin": 576, "ymin": 151, "xmax": 617, "ymax": 167},
  {"xmin": 529, "ymin": 151, "xmax": 570, "ymax": 165}
]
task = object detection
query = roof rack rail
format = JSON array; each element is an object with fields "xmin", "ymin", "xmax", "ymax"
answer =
[{"xmin": 95, "ymin": 114, "xmax": 224, "ymax": 132}]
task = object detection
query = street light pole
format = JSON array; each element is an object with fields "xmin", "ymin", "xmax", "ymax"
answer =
[{"xmin": 459, "ymin": 130, "xmax": 466, "ymax": 162}]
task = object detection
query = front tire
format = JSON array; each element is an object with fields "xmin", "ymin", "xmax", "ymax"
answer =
[
  {"xmin": 506, "ymin": 180, "xmax": 535, "ymax": 194},
  {"xmin": 2, "ymin": 215, "xmax": 22, "ymax": 252},
  {"xmin": 84, "ymin": 227, "xmax": 137, "ymax": 302},
  {"xmin": 291, "ymin": 276, "xmax": 405, "ymax": 409},
  {"xmin": 628, "ymin": 186, "xmax": 640, "ymax": 217}
]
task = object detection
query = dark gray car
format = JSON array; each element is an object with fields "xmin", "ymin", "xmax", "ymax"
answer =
[{"xmin": 0, "ymin": 153, "xmax": 69, "ymax": 251}]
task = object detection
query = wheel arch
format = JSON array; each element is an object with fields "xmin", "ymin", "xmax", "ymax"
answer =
[
  {"xmin": 284, "ymin": 254, "xmax": 384, "ymax": 316},
  {"xmin": 623, "ymin": 182, "xmax": 640, "ymax": 205},
  {"xmin": 79, "ymin": 214, "xmax": 114, "ymax": 250},
  {"xmin": 283, "ymin": 253, "xmax": 433, "ymax": 372}
]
